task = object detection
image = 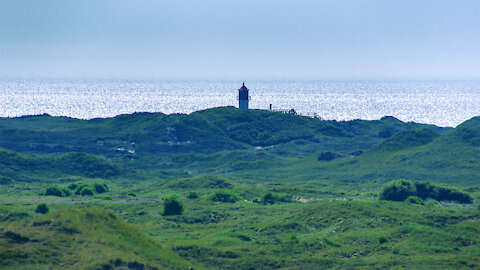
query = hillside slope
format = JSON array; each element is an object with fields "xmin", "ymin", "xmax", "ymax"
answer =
[
  {"xmin": 259, "ymin": 124, "xmax": 480, "ymax": 187},
  {"xmin": 0, "ymin": 207, "xmax": 196, "ymax": 270},
  {"xmin": 0, "ymin": 107, "xmax": 449, "ymax": 158},
  {"xmin": 0, "ymin": 148, "xmax": 123, "ymax": 182},
  {"xmin": 5, "ymin": 108, "xmax": 480, "ymax": 188}
]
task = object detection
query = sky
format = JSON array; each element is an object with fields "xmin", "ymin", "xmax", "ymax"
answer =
[{"xmin": 0, "ymin": 0, "xmax": 479, "ymax": 79}]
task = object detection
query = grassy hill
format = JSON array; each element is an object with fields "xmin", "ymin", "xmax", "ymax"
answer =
[
  {"xmin": 1, "ymin": 108, "xmax": 480, "ymax": 269},
  {"xmin": 0, "ymin": 206, "xmax": 196, "ymax": 270},
  {"xmin": 0, "ymin": 148, "xmax": 123, "ymax": 183},
  {"xmin": 0, "ymin": 107, "xmax": 449, "ymax": 157},
  {"xmin": 0, "ymin": 107, "xmax": 476, "ymax": 191}
]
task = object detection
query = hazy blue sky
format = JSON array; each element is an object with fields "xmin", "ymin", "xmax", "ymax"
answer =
[{"xmin": 0, "ymin": 0, "xmax": 479, "ymax": 79}]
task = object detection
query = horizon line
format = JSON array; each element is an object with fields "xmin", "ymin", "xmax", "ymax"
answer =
[{"xmin": 1, "ymin": 75, "xmax": 480, "ymax": 82}]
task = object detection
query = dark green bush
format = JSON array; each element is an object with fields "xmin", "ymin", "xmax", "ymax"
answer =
[
  {"xmin": 432, "ymin": 186, "xmax": 472, "ymax": 204},
  {"xmin": 35, "ymin": 203, "xmax": 49, "ymax": 214},
  {"xmin": 74, "ymin": 184, "xmax": 90, "ymax": 195},
  {"xmin": 46, "ymin": 183, "xmax": 109, "ymax": 197},
  {"xmin": 262, "ymin": 192, "xmax": 293, "ymax": 204},
  {"xmin": 317, "ymin": 151, "xmax": 342, "ymax": 161},
  {"xmin": 45, "ymin": 186, "xmax": 71, "ymax": 197},
  {"xmin": 94, "ymin": 183, "xmax": 109, "ymax": 194},
  {"xmin": 80, "ymin": 186, "xmax": 95, "ymax": 196},
  {"xmin": 163, "ymin": 195, "xmax": 183, "ymax": 216},
  {"xmin": 378, "ymin": 236, "xmax": 388, "ymax": 244},
  {"xmin": 206, "ymin": 190, "xmax": 242, "ymax": 203},
  {"xmin": 67, "ymin": 183, "xmax": 79, "ymax": 190},
  {"xmin": 73, "ymin": 184, "xmax": 100, "ymax": 196},
  {"xmin": 350, "ymin": 150, "xmax": 363, "ymax": 156},
  {"xmin": 3, "ymin": 231, "xmax": 29, "ymax": 243},
  {"xmin": 380, "ymin": 180, "xmax": 473, "ymax": 204},
  {"xmin": 405, "ymin": 196, "xmax": 424, "ymax": 205},
  {"xmin": 187, "ymin": 191, "xmax": 199, "ymax": 199},
  {"xmin": 379, "ymin": 180, "xmax": 416, "ymax": 201}
]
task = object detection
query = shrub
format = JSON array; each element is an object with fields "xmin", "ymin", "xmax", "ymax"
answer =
[
  {"xmin": 432, "ymin": 186, "xmax": 472, "ymax": 204},
  {"xmin": 379, "ymin": 180, "xmax": 416, "ymax": 202},
  {"xmin": 35, "ymin": 203, "xmax": 49, "ymax": 214},
  {"xmin": 74, "ymin": 184, "xmax": 91, "ymax": 195},
  {"xmin": 45, "ymin": 186, "xmax": 71, "ymax": 197},
  {"xmin": 378, "ymin": 236, "xmax": 388, "ymax": 244},
  {"xmin": 73, "ymin": 184, "xmax": 101, "ymax": 196},
  {"xmin": 413, "ymin": 181, "xmax": 434, "ymax": 200},
  {"xmin": 3, "ymin": 231, "xmax": 29, "ymax": 243},
  {"xmin": 67, "ymin": 183, "xmax": 79, "ymax": 190},
  {"xmin": 206, "ymin": 190, "xmax": 242, "ymax": 203},
  {"xmin": 380, "ymin": 180, "xmax": 473, "ymax": 204},
  {"xmin": 163, "ymin": 195, "xmax": 183, "ymax": 216},
  {"xmin": 262, "ymin": 192, "xmax": 293, "ymax": 204},
  {"xmin": 94, "ymin": 183, "xmax": 109, "ymax": 194},
  {"xmin": 80, "ymin": 186, "xmax": 95, "ymax": 196},
  {"xmin": 317, "ymin": 151, "xmax": 341, "ymax": 161},
  {"xmin": 187, "ymin": 191, "xmax": 199, "ymax": 199},
  {"xmin": 350, "ymin": 150, "xmax": 363, "ymax": 156},
  {"xmin": 405, "ymin": 196, "xmax": 424, "ymax": 205}
]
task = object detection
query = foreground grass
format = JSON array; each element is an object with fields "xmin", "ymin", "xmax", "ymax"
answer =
[
  {"xmin": 1, "ymin": 109, "xmax": 480, "ymax": 269},
  {"xmin": 0, "ymin": 206, "xmax": 196, "ymax": 270},
  {"xmin": 128, "ymin": 199, "xmax": 480, "ymax": 269},
  {"xmin": 3, "ymin": 197, "xmax": 477, "ymax": 269}
]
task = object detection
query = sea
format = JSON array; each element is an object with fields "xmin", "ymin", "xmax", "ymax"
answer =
[{"xmin": 1, "ymin": 78, "xmax": 480, "ymax": 127}]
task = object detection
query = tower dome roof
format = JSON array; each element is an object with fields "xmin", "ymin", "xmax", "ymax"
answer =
[{"xmin": 239, "ymin": 82, "xmax": 249, "ymax": 91}]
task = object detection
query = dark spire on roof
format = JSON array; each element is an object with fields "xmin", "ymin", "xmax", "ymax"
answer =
[{"xmin": 239, "ymin": 82, "xmax": 248, "ymax": 91}]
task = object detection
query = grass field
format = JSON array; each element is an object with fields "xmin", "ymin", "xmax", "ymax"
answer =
[{"xmin": 1, "ymin": 108, "xmax": 479, "ymax": 269}]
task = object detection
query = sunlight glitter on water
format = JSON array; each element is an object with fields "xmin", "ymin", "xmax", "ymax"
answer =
[{"xmin": 1, "ymin": 79, "xmax": 479, "ymax": 127}]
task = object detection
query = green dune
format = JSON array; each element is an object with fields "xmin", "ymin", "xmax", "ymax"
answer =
[{"xmin": 1, "ymin": 107, "xmax": 480, "ymax": 269}]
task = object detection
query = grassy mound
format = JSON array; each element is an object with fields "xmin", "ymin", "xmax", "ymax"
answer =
[
  {"xmin": 56, "ymin": 152, "xmax": 121, "ymax": 178},
  {"xmin": 371, "ymin": 128, "xmax": 440, "ymax": 152},
  {"xmin": 0, "ymin": 207, "xmax": 195, "ymax": 269},
  {"xmin": 0, "ymin": 148, "xmax": 122, "ymax": 182}
]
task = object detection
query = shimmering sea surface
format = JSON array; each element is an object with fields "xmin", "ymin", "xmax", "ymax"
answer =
[{"xmin": 1, "ymin": 79, "xmax": 479, "ymax": 127}]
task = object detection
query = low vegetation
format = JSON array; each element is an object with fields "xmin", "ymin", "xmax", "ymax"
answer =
[
  {"xmin": 380, "ymin": 179, "xmax": 473, "ymax": 204},
  {"xmin": 261, "ymin": 192, "xmax": 293, "ymax": 204},
  {"xmin": 0, "ymin": 207, "xmax": 194, "ymax": 269},
  {"xmin": 43, "ymin": 182, "xmax": 110, "ymax": 197},
  {"xmin": 187, "ymin": 191, "xmax": 200, "ymax": 199},
  {"xmin": 34, "ymin": 203, "xmax": 49, "ymax": 214},
  {"xmin": 45, "ymin": 185, "xmax": 72, "ymax": 197},
  {"xmin": 1, "ymin": 108, "xmax": 480, "ymax": 269},
  {"xmin": 163, "ymin": 195, "xmax": 184, "ymax": 216},
  {"xmin": 205, "ymin": 190, "xmax": 242, "ymax": 203}
]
